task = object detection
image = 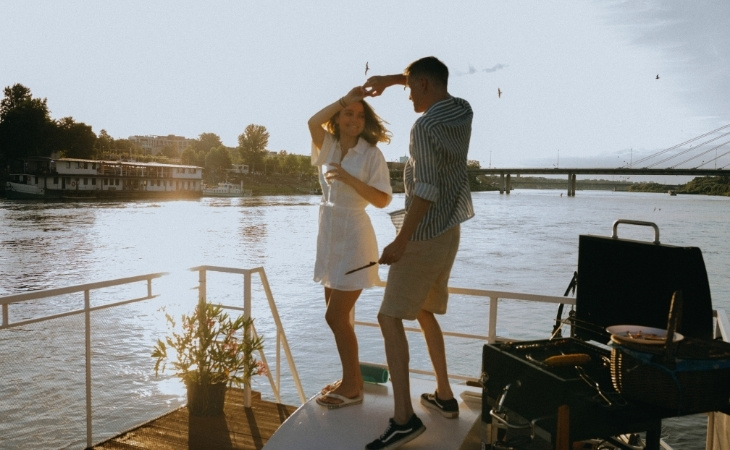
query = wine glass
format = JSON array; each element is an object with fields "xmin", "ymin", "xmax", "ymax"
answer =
[{"xmin": 323, "ymin": 162, "xmax": 338, "ymax": 205}]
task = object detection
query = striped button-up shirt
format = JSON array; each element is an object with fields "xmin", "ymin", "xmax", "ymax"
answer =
[{"xmin": 404, "ymin": 96, "xmax": 475, "ymax": 241}]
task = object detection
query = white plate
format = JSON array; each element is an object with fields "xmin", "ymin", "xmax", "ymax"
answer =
[{"xmin": 606, "ymin": 325, "xmax": 684, "ymax": 345}]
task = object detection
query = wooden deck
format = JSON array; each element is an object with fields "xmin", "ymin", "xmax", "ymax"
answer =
[{"xmin": 93, "ymin": 390, "xmax": 298, "ymax": 450}]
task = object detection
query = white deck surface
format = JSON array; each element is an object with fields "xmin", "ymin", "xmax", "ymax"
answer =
[{"xmin": 264, "ymin": 377, "xmax": 483, "ymax": 450}]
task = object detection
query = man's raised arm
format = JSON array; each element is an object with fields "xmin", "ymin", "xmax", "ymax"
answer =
[{"xmin": 364, "ymin": 74, "xmax": 407, "ymax": 97}]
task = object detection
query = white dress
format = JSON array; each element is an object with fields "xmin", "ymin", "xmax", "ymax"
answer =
[{"xmin": 311, "ymin": 133, "xmax": 393, "ymax": 290}]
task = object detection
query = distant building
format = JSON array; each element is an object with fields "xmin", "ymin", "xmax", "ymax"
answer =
[
  {"xmin": 228, "ymin": 164, "xmax": 249, "ymax": 175},
  {"xmin": 128, "ymin": 135, "xmax": 195, "ymax": 156}
]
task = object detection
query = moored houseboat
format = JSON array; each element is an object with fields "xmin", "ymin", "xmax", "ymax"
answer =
[{"xmin": 4, "ymin": 157, "xmax": 203, "ymax": 200}]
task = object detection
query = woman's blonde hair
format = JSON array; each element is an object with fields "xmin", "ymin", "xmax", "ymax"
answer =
[{"xmin": 326, "ymin": 100, "xmax": 391, "ymax": 145}]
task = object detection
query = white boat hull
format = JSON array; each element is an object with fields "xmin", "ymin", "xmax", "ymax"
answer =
[
  {"xmin": 264, "ymin": 378, "xmax": 483, "ymax": 450},
  {"xmin": 202, "ymin": 182, "xmax": 252, "ymax": 197}
]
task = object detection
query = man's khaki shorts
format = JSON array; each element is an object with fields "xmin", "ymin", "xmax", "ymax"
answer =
[{"xmin": 379, "ymin": 225, "xmax": 460, "ymax": 320}]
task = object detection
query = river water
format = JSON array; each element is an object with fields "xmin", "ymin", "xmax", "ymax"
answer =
[{"xmin": 1, "ymin": 190, "xmax": 728, "ymax": 449}]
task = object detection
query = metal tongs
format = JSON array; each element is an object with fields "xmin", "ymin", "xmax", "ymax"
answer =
[{"xmin": 574, "ymin": 365, "xmax": 615, "ymax": 407}]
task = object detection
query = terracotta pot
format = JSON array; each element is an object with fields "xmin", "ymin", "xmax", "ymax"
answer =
[{"xmin": 185, "ymin": 381, "xmax": 227, "ymax": 416}]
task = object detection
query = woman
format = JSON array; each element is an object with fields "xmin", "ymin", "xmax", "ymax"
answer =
[{"xmin": 308, "ymin": 86, "xmax": 393, "ymax": 408}]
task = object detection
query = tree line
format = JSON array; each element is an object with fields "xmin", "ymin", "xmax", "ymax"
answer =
[{"xmin": 0, "ymin": 83, "xmax": 314, "ymax": 184}]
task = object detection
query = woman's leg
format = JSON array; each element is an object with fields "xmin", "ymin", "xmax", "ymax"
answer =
[{"xmin": 320, "ymin": 288, "xmax": 363, "ymax": 404}]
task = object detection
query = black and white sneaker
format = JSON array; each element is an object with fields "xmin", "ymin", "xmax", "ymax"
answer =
[
  {"xmin": 365, "ymin": 415, "xmax": 425, "ymax": 450},
  {"xmin": 420, "ymin": 391, "xmax": 459, "ymax": 418}
]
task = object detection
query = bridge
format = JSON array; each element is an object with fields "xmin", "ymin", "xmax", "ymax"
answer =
[
  {"xmin": 468, "ymin": 167, "xmax": 730, "ymax": 195},
  {"xmin": 468, "ymin": 123, "xmax": 730, "ymax": 195}
]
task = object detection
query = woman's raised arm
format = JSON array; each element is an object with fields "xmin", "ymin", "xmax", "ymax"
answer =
[{"xmin": 308, "ymin": 87, "xmax": 366, "ymax": 149}]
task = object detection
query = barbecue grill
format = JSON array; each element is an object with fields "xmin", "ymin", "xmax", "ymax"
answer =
[{"xmin": 481, "ymin": 220, "xmax": 722, "ymax": 449}]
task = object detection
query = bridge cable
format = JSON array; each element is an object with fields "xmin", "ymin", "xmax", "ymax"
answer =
[
  {"xmin": 624, "ymin": 123, "xmax": 730, "ymax": 168},
  {"xmin": 669, "ymin": 137, "xmax": 730, "ymax": 169},
  {"xmin": 647, "ymin": 130, "xmax": 730, "ymax": 168}
]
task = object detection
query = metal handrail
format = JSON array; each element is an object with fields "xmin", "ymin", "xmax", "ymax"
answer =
[
  {"xmin": 2, "ymin": 268, "xmax": 727, "ymax": 449},
  {"xmin": 0, "ymin": 266, "xmax": 306, "ymax": 448},
  {"xmin": 355, "ymin": 280, "xmax": 573, "ymax": 382},
  {"xmin": 1, "ymin": 272, "xmax": 165, "ymax": 448},
  {"xmin": 189, "ymin": 265, "xmax": 306, "ymax": 407}
]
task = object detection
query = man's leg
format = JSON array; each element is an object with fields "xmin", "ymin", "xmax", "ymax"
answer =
[
  {"xmin": 417, "ymin": 309, "xmax": 454, "ymax": 401},
  {"xmin": 378, "ymin": 312, "xmax": 414, "ymax": 424}
]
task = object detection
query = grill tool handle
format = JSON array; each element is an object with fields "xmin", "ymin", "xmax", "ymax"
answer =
[
  {"xmin": 663, "ymin": 290, "xmax": 682, "ymax": 365},
  {"xmin": 490, "ymin": 381, "xmax": 531, "ymax": 430},
  {"xmin": 611, "ymin": 219, "xmax": 660, "ymax": 244},
  {"xmin": 491, "ymin": 384, "xmax": 554, "ymax": 443}
]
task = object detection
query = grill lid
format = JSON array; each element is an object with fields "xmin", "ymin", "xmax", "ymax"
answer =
[{"xmin": 573, "ymin": 224, "xmax": 713, "ymax": 343}]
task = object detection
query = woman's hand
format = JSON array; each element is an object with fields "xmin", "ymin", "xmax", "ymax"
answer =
[
  {"xmin": 343, "ymin": 86, "xmax": 366, "ymax": 105},
  {"xmin": 324, "ymin": 163, "xmax": 354, "ymax": 185},
  {"xmin": 326, "ymin": 163, "xmax": 389, "ymax": 208}
]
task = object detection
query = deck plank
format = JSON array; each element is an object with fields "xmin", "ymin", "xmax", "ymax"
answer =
[{"xmin": 93, "ymin": 390, "xmax": 297, "ymax": 450}]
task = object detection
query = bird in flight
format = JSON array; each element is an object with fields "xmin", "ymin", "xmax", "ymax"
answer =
[
  {"xmin": 656, "ymin": 74, "xmax": 660, "ymax": 79},
  {"xmin": 365, "ymin": 62, "xmax": 369, "ymax": 76},
  {"xmin": 497, "ymin": 88, "xmax": 502, "ymax": 98}
]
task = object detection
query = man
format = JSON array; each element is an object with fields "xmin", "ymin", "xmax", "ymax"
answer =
[{"xmin": 362, "ymin": 56, "xmax": 474, "ymax": 449}]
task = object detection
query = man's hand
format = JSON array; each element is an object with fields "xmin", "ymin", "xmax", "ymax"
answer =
[
  {"xmin": 363, "ymin": 76, "xmax": 388, "ymax": 97},
  {"xmin": 363, "ymin": 74, "xmax": 406, "ymax": 97},
  {"xmin": 378, "ymin": 238, "xmax": 408, "ymax": 265}
]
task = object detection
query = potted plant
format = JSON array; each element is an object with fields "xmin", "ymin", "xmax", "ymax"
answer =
[{"xmin": 152, "ymin": 297, "xmax": 266, "ymax": 416}]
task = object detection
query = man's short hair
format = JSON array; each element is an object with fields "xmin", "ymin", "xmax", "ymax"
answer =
[{"xmin": 405, "ymin": 56, "xmax": 449, "ymax": 89}]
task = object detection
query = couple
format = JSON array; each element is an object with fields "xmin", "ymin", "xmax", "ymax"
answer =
[{"xmin": 308, "ymin": 56, "xmax": 475, "ymax": 450}]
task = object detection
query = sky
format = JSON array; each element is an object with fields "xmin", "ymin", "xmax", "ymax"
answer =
[{"xmin": 2, "ymin": 1, "xmax": 729, "ymax": 170}]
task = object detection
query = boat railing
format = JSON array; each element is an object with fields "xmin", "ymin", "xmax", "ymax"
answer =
[
  {"xmin": 355, "ymin": 280, "xmax": 574, "ymax": 383},
  {"xmin": 0, "ymin": 267, "xmax": 305, "ymax": 448},
  {"xmin": 189, "ymin": 265, "xmax": 307, "ymax": 406},
  {"xmin": 1, "ymin": 272, "xmax": 166, "ymax": 449},
  {"xmin": 360, "ymin": 282, "xmax": 730, "ymax": 382},
  {"xmin": 2, "ymin": 268, "xmax": 728, "ymax": 449}
]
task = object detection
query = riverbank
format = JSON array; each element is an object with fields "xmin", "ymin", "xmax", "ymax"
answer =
[
  {"xmin": 239, "ymin": 173, "xmax": 648, "ymax": 196},
  {"xmin": 2, "ymin": 170, "xmax": 726, "ymax": 198}
]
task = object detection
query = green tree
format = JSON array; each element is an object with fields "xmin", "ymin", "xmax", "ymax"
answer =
[
  {"xmin": 160, "ymin": 145, "xmax": 179, "ymax": 159},
  {"xmin": 181, "ymin": 146, "xmax": 204, "ymax": 166},
  {"xmin": 682, "ymin": 176, "xmax": 730, "ymax": 196},
  {"xmin": 283, "ymin": 152, "xmax": 301, "ymax": 175},
  {"xmin": 466, "ymin": 159, "xmax": 482, "ymax": 190},
  {"xmin": 56, "ymin": 116, "xmax": 97, "ymax": 159},
  {"xmin": 238, "ymin": 124, "xmax": 269, "ymax": 173},
  {"xmin": 193, "ymin": 132, "xmax": 223, "ymax": 153},
  {"xmin": 205, "ymin": 146, "xmax": 232, "ymax": 183},
  {"xmin": 112, "ymin": 138, "xmax": 143, "ymax": 160},
  {"xmin": 0, "ymin": 84, "xmax": 56, "ymax": 159},
  {"xmin": 96, "ymin": 129, "xmax": 114, "ymax": 158}
]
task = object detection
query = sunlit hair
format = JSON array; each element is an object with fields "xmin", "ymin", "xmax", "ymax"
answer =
[
  {"xmin": 405, "ymin": 56, "xmax": 449, "ymax": 89},
  {"xmin": 325, "ymin": 100, "xmax": 392, "ymax": 145}
]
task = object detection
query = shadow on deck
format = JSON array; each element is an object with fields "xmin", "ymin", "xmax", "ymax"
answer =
[{"xmin": 93, "ymin": 389, "xmax": 297, "ymax": 450}]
